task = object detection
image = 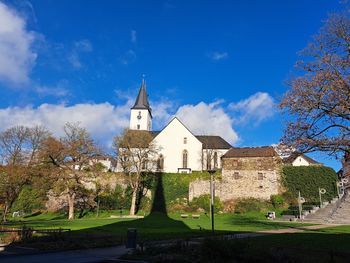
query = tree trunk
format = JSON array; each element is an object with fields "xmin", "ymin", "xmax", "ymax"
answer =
[
  {"xmin": 96, "ymin": 198, "xmax": 100, "ymax": 218},
  {"xmin": 67, "ymin": 193, "xmax": 75, "ymax": 220},
  {"xmin": 129, "ymin": 188, "xmax": 138, "ymax": 216},
  {"xmin": 2, "ymin": 204, "xmax": 8, "ymax": 223}
]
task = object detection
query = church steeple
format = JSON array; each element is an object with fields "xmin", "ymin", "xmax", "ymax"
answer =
[
  {"xmin": 129, "ymin": 79, "xmax": 153, "ymax": 131},
  {"xmin": 131, "ymin": 79, "xmax": 152, "ymax": 116}
]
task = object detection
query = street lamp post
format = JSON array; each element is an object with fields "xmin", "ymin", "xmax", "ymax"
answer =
[{"xmin": 208, "ymin": 169, "xmax": 216, "ymax": 234}]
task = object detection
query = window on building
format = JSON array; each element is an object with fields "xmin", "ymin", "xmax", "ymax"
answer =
[
  {"xmin": 234, "ymin": 172, "xmax": 240, "ymax": 179},
  {"xmin": 214, "ymin": 152, "xmax": 218, "ymax": 168},
  {"xmin": 137, "ymin": 124, "xmax": 140, "ymax": 130},
  {"xmin": 182, "ymin": 150, "xmax": 188, "ymax": 168},
  {"xmin": 157, "ymin": 154, "xmax": 164, "ymax": 170},
  {"xmin": 258, "ymin": 172, "xmax": 264, "ymax": 180},
  {"xmin": 233, "ymin": 160, "xmax": 238, "ymax": 167},
  {"xmin": 206, "ymin": 153, "xmax": 212, "ymax": 170},
  {"xmin": 142, "ymin": 154, "xmax": 148, "ymax": 170},
  {"xmin": 184, "ymin": 137, "xmax": 187, "ymax": 144},
  {"xmin": 257, "ymin": 160, "xmax": 262, "ymax": 166}
]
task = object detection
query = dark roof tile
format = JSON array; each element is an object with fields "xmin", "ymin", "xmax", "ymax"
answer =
[
  {"xmin": 222, "ymin": 146, "xmax": 278, "ymax": 158},
  {"xmin": 196, "ymin": 136, "xmax": 231, "ymax": 149},
  {"xmin": 131, "ymin": 80, "xmax": 152, "ymax": 114}
]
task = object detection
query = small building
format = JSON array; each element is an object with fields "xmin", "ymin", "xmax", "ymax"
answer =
[
  {"xmin": 283, "ymin": 153, "xmax": 322, "ymax": 166},
  {"xmin": 219, "ymin": 146, "xmax": 283, "ymax": 200},
  {"xmin": 189, "ymin": 146, "xmax": 283, "ymax": 201}
]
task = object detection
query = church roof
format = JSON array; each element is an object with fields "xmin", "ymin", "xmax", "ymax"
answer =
[
  {"xmin": 196, "ymin": 136, "xmax": 232, "ymax": 149},
  {"xmin": 222, "ymin": 146, "xmax": 278, "ymax": 158},
  {"xmin": 131, "ymin": 79, "xmax": 152, "ymax": 114},
  {"xmin": 118, "ymin": 130, "xmax": 155, "ymax": 148},
  {"xmin": 283, "ymin": 152, "xmax": 320, "ymax": 165}
]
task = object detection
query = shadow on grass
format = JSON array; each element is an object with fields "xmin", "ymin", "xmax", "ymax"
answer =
[{"xmin": 71, "ymin": 173, "xmax": 211, "ymax": 242}]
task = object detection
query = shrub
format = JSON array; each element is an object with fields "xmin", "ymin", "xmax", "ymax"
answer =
[
  {"xmin": 12, "ymin": 186, "xmax": 46, "ymax": 213},
  {"xmin": 98, "ymin": 185, "xmax": 132, "ymax": 210},
  {"xmin": 168, "ymin": 197, "xmax": 189, "ymax": 212},
  {"xmin": 270, "ymin": 194, "xmax": 285, "ymax": 208},
  {"xmin": 281, "ymin": 191, "xmax": 297, "ymax": 205},
  {"xmin": 222, "ymin": 199, "xmax": 236, "ymax": 213},
  {"xmin": 234, "ymin": 198, "xmax": 271, "ymax": 214},
  {"xmin": 189, "ymin": 194, "xmax": 223, "ymax": 213}
]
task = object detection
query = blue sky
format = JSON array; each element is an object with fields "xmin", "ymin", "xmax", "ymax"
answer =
[{"xmin": 0, "ymin": 0, "xmax": 345, "ymax": 169}]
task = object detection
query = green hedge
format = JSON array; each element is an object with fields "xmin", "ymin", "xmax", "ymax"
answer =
[
  {"xmin": 282, "ymin": 166, "xmax": 338, "ymax": 203},
  {"xmin": 151, "ymin": 171, "xmax": 217, "ymax": 213},
  {"xmin": 162, "ymin": 172, "xmax": 213, "ymax": 204}
]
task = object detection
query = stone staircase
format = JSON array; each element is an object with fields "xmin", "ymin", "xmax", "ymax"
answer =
[
  {"xmin": 328, "ymin": 190, "xmax": 350, "ymax": 224},
  {"xmin": 304, "ymin": 190, "xmax": 350, "ymax": 224},
  {"xmin": 304, "ymin": 200, "xmax": 338, "ymax": 223}
]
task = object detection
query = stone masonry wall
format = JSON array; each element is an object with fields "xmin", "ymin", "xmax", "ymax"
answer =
[{"xmin": 189, "ymin": 156, "xmax": 282, "ymax": 201}]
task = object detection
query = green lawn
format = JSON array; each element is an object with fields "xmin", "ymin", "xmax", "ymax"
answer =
[{"xmin": 3, "ymin": 211, "xmax": 312, "ymax": 240}]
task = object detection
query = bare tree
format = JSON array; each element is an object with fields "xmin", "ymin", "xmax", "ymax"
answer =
[
  {"xmin": 41, "ymin": 123, "xmax": 100, "ymax": 220},
  {"xmin": 198, "ymin": 135, "xmax": 218, "ymax": 171},
  {"xmin": 280, "ymin": 13, "xmax": 350, "ymax": 157},
  {"xmin": 0, "ymin": 126, "xmax": 50, "ymax": 222},
  {"xmin": 113, "ymin": 129, "xmax": 159, "ymax": 215}
]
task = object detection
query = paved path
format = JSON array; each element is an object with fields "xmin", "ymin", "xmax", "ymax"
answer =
[
  {"xmin": 257, "ymin": 223, "xmax": 340, "ymax": 234},
  {"xmin": 0, "ymin": 245, "xmax": 131, "ymax": 263}
]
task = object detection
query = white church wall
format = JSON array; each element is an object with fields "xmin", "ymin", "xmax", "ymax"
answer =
[
  {"xmin": 153, "ymin": 118, "xmax": 203, "ymax": 173},
  {"xmin": 202, "ymin": 149, "xmax": 229, "ymax": 170}
]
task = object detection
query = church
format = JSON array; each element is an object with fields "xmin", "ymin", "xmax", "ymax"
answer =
[{"xmin": 126, "ymin": 80, "xmax": 232, "ymax": 173}]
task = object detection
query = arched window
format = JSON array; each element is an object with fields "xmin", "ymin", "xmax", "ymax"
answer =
[
  {"xmin": 214, "ymin": 152, "xmax": 218, "ymax": 168},
  {"xmin": 157, "ymin": 154, "xmax": 164, "ymax": 171},
  {"xmin": 182, "ymin": 150, "xmax": 188, "ymax": 168}
]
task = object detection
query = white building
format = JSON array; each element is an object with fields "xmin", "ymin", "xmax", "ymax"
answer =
[
  {"xmin": 284, "ymin": 153, "xmax": 322, "ymax": 166},
  {"xmin": 123, "ymin": 80, "xmax": 231, "ymax": 173}
]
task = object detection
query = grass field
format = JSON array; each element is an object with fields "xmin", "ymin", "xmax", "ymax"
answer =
[
  {"xmin": 1, "ymin": 211, "xmax": 317, "ymax": 248},
  {"xmin": 3, "ymin": 211, "xmax": 311, "ymax": 237}
]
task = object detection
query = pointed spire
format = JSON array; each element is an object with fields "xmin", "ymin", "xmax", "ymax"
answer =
[{"xmin": 131, "ymin": 78, "xmax": 152, "ymax": 113}]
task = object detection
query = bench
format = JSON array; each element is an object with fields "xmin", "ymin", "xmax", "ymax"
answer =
[
  {"xmin": 180, "ymin": 214, "xmax": 189, "ymax": 218},
  {"xmin": 192, "ymin": 214, "xmax": 200, "ymax": 219}
]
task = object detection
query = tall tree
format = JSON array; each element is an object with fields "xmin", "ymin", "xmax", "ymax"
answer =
[
  {"xmin": 114, "ymin": 129, "xmax": 159, "ymax": 215},
  {"xmin": 41, "ymin": 123, "xmax": 100, "ymax": 220},
  {"xmin": 0, "ymin": 126, "xmax": 50, "ymax": 222},
  {"xmin": 280, "ymin": 13, "xmax": 350, "ymax": 157}
]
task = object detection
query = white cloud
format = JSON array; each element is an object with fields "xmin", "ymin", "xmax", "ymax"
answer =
[
  {"xmin": 0, "ymin": 91, "xmax": 275, "ymax": 147},
  {"xmin": 35, "ymin": 80, "xmax": 70, "ymax": 97},
  {"xmin": 229, "ymin": 92, "xmax": 276, "ymax": 125},
  {"xmin": 0, "ymin": 2, "xmax": 38, "ymax": 84},
  {"xmin": 0, "ymin": 102, "xmax": 131, "ymax": 147},
  {"xmin": 175, "ymin": 101, "xmax": 238, "ymax": 144},
  {"xmin": 68, "ymin": 39, "xmax": 93, "ymax": 69},
  {"xmin": 151, "ymin": 100, "xmax": 174, "ymax": 130},
  {"xmin": 208, "ymin": 51, "xmax": 228, "ymax": 61},
  {"xmin": 131, "ymin": 30, "xmax": 137, "ymax": 44}
]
